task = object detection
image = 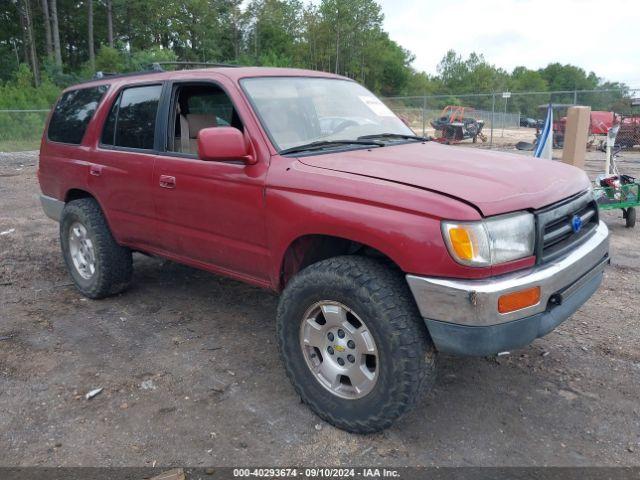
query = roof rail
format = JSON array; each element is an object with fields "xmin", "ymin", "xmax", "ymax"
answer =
[
  {"xmin": 80, "ymin": 68, "xmax": 162, "ymax": 85},
  {"xmin": 94, "ymin": 71, "xmax": 118, "ymax": 79},
  {"xmin": 84, "ymin": 61, "xmax": 239, "ymax": 85},
  {"xmin": 150, "ymin": 61, "xmax": 240, "ymax": 70}
]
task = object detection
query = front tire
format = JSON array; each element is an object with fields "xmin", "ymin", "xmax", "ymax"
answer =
[
  {"xmin": 276, "ymin": 256, "xmax": 437, "ymax": 433},
  {"xmin": 60, "ymin": 198, "xmax": 132, "ymax": 299}
]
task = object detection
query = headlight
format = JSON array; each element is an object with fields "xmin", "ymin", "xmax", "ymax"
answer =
[{"xmin": 442, "ymin": 212, "xmax": 535, "ymax": 267}]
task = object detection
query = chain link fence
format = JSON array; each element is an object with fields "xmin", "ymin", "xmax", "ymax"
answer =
[
  {"xmin": 382, "ymin": 88, "xmax": 640, "ymax": 150},
  {"xmin": 1, "ymin": 88, "xmax": 639, "ymax": 153}
]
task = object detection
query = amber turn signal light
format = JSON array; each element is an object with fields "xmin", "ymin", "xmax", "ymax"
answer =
[
  {"xmin": 448, "ymin": 227, "xmax": 474, "ymax": 261},
  {"xmin": 498, "ymin": 286, "xmax": 541, "ymax": 314}
]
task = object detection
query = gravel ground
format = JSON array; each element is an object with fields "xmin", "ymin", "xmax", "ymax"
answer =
[{"xmin": 0, "ymin": 149, "xmax": 639, "ymax": 467}]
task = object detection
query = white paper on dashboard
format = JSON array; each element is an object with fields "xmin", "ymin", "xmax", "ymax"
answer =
[{"xmin": 359, "ymin": 95, "xmax": 395, "ymax": 117}]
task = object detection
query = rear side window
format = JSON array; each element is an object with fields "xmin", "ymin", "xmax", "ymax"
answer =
[
  {"xmin": 48, "ymin": 85, "xmax": 108, "ymax": 144},
  {"xmin": 101, "ymin": 84, "xmax": 162, "ymax": 150}
]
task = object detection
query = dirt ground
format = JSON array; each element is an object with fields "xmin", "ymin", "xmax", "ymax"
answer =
[
  {"xmin": 410, "ymin": 122, "xmax": 620, "ymax": 150},
  {"xmin": 1, "ymin": 148, "xmax": 639, "ymax": 467},
  {"xmin": 415, "ymin": 125, "xmax": 537, "ymax": 147}
]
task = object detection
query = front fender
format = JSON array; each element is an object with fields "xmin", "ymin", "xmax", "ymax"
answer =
[{"xmin": 265, "ymin": 157, "xmax": 490, "ymax": 289}]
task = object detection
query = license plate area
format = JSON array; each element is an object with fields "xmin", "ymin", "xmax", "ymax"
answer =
[{"xmin": 548, "ymin": 255, "xmax": 609, "ymax": 306}]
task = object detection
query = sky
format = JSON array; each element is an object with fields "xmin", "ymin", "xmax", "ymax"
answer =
[{"xmin": 378, "ymin": 0, "xmax": 639, "ymax": 87}]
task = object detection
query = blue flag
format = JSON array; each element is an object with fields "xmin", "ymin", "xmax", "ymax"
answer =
[{"xmin": 534, "ymin": 103, "xmax": 553, "ymax": 159}]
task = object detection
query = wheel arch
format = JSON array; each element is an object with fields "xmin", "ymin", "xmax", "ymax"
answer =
[
  {"xmin": 277, "ymin": 233, "xmax": 403, "ymax": 291},
  {"xmin": 61, "ymin": 188, "xmax": 118, "ymax": 242},
  {"xmin": 65, "ymin": 187, "xmax": 96, "ymax": 203}
]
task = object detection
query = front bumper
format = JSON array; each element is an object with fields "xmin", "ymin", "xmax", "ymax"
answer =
[{"xmin": 406, "ymin": 221, "xmax": 609, "ymax": 356}]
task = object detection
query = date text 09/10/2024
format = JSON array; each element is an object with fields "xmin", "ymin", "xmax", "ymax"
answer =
[{"xmin": 232, "ymin": 468, "xmax": 400, "ymax": 478}]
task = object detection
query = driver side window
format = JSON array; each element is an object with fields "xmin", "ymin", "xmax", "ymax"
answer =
[{"xmin": 167, "ymin": 83, "xmax": 243, "ymax": 155}]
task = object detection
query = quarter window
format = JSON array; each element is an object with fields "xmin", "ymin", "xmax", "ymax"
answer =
[
  {"xmin": 48, "ymin": 85, "xmax": 108, "ymax": 144},
  {"xmin": 101, "ymin": 84, "xmax": 162, "ymax": 150}
]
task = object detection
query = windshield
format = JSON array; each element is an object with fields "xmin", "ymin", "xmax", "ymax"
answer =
[{"xmin": 241, "ymin": 77, "xmax": 414, "ymax": 152}]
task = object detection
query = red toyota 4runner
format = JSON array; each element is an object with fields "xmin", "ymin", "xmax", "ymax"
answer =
[{"xmin": 38, "ymin": 67, "xmax": 610, "ymax": 433}]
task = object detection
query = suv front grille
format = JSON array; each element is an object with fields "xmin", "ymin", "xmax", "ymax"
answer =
[{"xmin": 535, "ymin": 190, "xmax": 598, "ymax": 264}]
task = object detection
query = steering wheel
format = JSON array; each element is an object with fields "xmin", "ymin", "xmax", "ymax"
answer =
[{"xmin": 330, "ymin": 119, "xmax": 358, "ymax": 135}]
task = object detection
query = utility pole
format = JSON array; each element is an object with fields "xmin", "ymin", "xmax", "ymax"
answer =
[
  {"xmin": 334, "ymin": 6, "xmax": 339, "ymax": 74},
  {"xmin": 490, "ymin": 93, "xmax": 495, "ymax": 147},
  {"xmin": 422, "ymin": 95, "xmax": 427, "ymax": 137},
  {"xmin": 501, "ymin": 91, "xmax": 511, "ymax": 137}
]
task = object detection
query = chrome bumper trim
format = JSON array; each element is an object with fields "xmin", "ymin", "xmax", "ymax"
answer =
[
  {"xmin": 40, "ymin": 194, "xmax": 64, "ymax": 222},
  {"xmin": 406, "ymin": 221, "xmax": 609, "ymax": 326}
]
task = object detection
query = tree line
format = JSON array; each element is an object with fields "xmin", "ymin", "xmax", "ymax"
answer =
[
  {"xmin": 3, "ymin": 0, "xmax": 414, "ymax": 94},
  {"xmin": 1, "ymin": 0, "xmax": 633, "ymax": 107}
]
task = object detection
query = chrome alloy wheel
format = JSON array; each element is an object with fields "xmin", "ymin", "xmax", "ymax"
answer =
[
  {"xmin": 68, "ymin": 221, "xmax": 96, "ymax": 280},
  {"xmin": 299, "ymin": 301, "xmax": 378, "ymax": 399}
]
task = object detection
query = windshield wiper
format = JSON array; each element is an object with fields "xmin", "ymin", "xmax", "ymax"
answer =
[
  {"xmin": 358, "ymin": 133, "xmax": 430, "ymax": 142},
  {"xmin": 279, "ymin": 139, "xmax": 384, "ymax": 155}
]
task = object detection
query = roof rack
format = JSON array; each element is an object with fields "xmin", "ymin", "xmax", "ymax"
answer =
[
  {"xmin": 94, "ymin": 71, "xmax": 118, "ymax": 79},
  {"xmin": 88, "ymin": 61, "xmax": 240, "ymax": 83},
  {"xmin": 150, "ymin": 61, "xmax": 240, "ymax": 70},
  {"xmin": 91, "ymin": 69, "xmax": 160, "ymax": 81}
]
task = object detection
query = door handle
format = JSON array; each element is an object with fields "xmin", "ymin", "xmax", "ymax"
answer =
[
  {"xmin": 159, "ymin": 175, "xmax": 176, "ymax": 189},
  {"xmin": 89, "ymin": 165, "xmax": 103, "ymax": 176}
]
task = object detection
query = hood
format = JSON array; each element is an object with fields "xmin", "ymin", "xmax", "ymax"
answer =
[{"xmin": 297, "ymin": 142, "xmax": 590, "ymax": 216}]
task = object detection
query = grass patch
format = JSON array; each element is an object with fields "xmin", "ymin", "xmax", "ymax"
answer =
[{"xmin": 0, "ymin": 138, "xmax": 41, "ymax": 152}]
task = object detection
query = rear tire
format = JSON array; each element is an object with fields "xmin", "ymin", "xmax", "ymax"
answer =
[
  {"xmin": 60, "ymin": 198, "xmax": 132, "ymax": 299},
  {"xmin": 276, "ymin": 256, "xmax": 437, "ymax": 433}
]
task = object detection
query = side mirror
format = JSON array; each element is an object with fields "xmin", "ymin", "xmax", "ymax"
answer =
[{"xmin": 197, "ymin": 127, "xmax": 255, "ymax": 164}]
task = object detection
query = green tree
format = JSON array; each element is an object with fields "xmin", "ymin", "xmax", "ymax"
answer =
[
  {"xmin": 539, "ymin": 63, "xmax": 598, "ymax": 92},
  {"xmin": 94, "ymin": 44, "xmax": 125, "ymax": 72},
  {"xmin": 437, "ymin": 50, "xmax": 507, "ymax": 95},
  {"xmin": 245, "ymin": 0, "xmax": 303, "ymax": 65},
  {"xmin": 128, "ymin": 46, "xmax": 177, "ymax": 71},
  {"xmin": 405, "ymin": 71, "xmax": 441, "ymax": 97},
  {"xmin": 509, "ymin": 66, "xmax": 547, "ymax": 92},
  {"xmin": 508, "ymin": 66, "xmax": 549, "ymax": 117},
  {"xmin": 435, "ymin": 50, "xmax": 508, "ymax": 109},
  {"xmin": 0, "ymin": 0, "xmax": 635, "ymax": 110}
]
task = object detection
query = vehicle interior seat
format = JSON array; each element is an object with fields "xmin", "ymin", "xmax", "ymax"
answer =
[{"xmin": 176, "ymin": 111, "xmax": 217, "ymax": 154}]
